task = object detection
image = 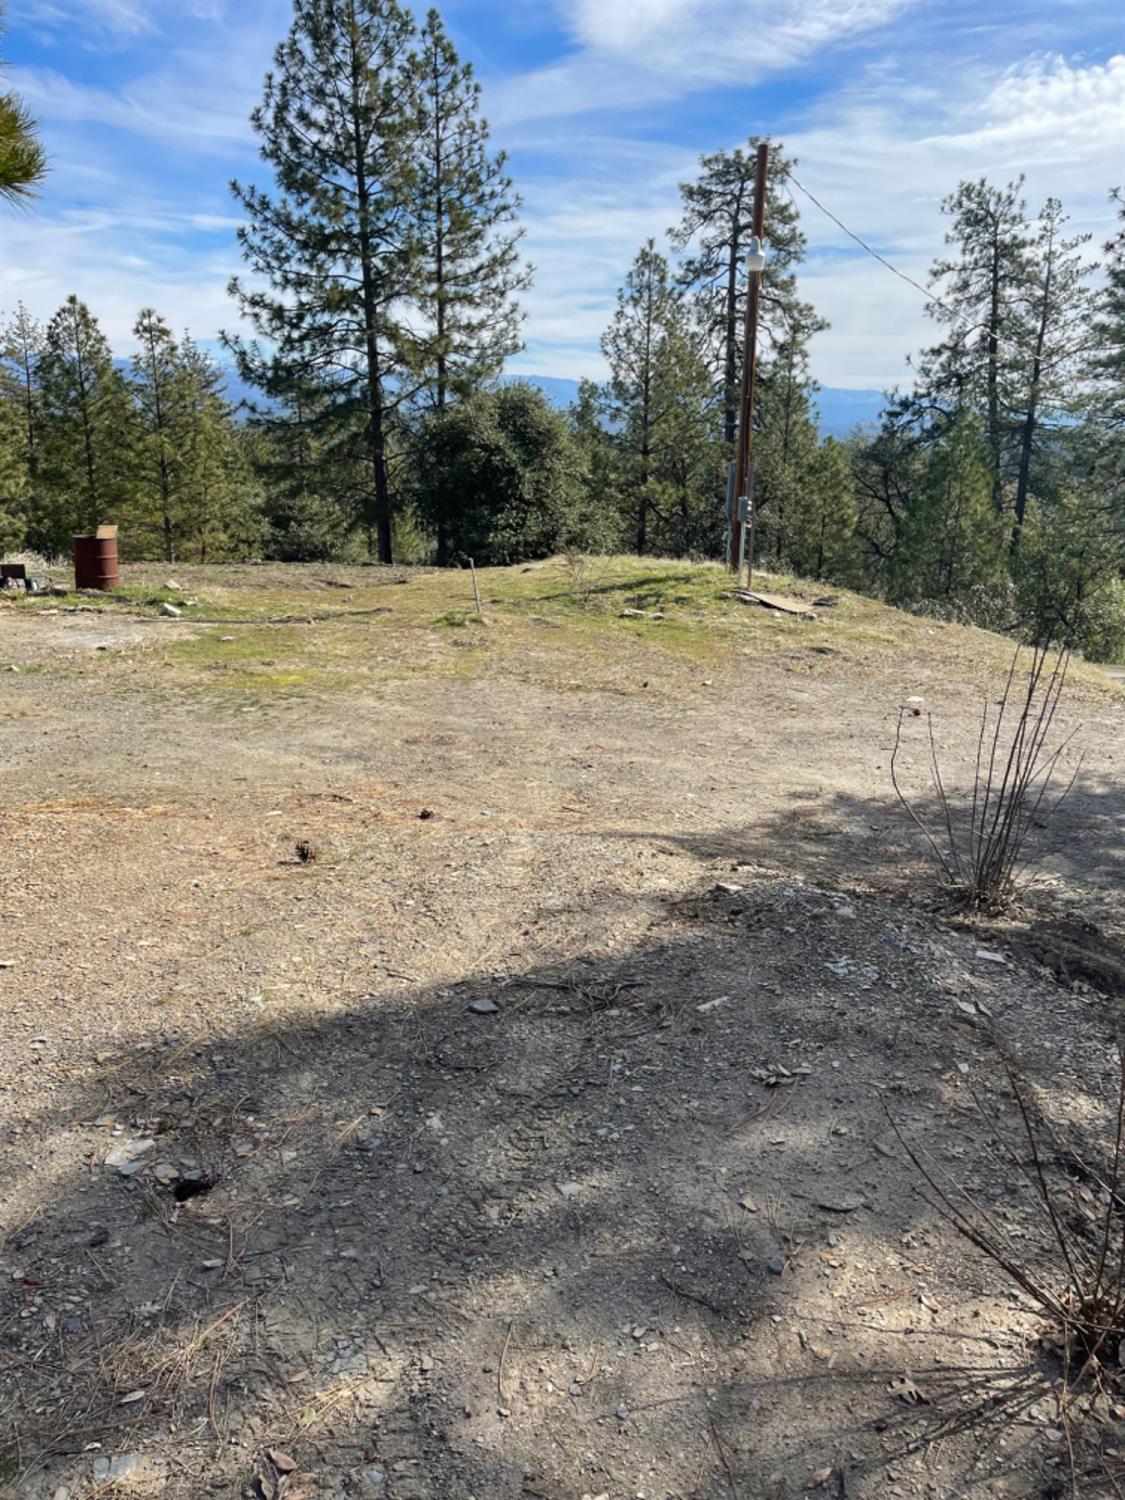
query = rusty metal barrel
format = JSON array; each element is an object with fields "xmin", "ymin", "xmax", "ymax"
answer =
[{"xmin": 73, "ymin": 525, "xmax": 120, "ymax": 591}]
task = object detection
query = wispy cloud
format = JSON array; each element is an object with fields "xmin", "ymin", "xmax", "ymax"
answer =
[
  {"xmin": 491, "ymin": 0, "xmax": 913, "ymax": 123},
  {"xmin": 9, "ymin": 0, "xmax": 160, "ymax": 48},
  {"xmin": 1, "ymin": 0, "xmax": 1120, "ymax": 394}
]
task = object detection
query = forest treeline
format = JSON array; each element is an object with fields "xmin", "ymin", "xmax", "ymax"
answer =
[{"xmin": 0, "ymin": 0, "xmax": 1122, "ymax": 659}]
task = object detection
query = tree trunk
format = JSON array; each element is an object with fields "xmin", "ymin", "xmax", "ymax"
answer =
[
  {"xmin": 146, "ymin": 333, "xmax": 175, "ymax": 564},
  {"xmin": 72, "ymin": 311, "xmax": 99, "ymax": 534},
  {"xmin": 433, "ymin": 63, "xmax": 447, "ymax": 413},
  {"xmin": 987, "ymin": 236, "xmax": 1002, "ymax": 513},
  {"xmin": 1012, "ymin": 253, "xmax": 1052, "ymax": 553},
  {"xmin": 349, "ymin": 16, "xmax": 393, "ymax": 566}
]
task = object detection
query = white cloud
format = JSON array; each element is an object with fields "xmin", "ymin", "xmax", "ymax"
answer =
[
  {"xmin": 491, "ymin": 0, "xmax": 913, "ymax": 123},
  {"xmin": 784, "ymin": 52, "xmax": 1124, "ymax": 385},
  {"xmin": 9, "ymin": 0, "xmax": 159, "ymax": 47},
  {"xmin": 2, "ymin": 1, "xmax": 1120, "ymax": 400}
]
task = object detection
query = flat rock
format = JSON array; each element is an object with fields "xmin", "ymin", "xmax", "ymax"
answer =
[
  {"xmin": 467, "ymin": 998, "xmax": 499, "ymax": 1015},
  {"xmin": 104, "ymin": 1138, "xmax": 155, "ymax": 1170}
]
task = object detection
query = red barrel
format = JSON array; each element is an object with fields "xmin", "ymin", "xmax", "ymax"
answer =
[{"xmin": 73, "ymin": 527, "xmax": 120, "ymax": 591}]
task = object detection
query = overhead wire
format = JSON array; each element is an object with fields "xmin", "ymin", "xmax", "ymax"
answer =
[{"xmin": 781, "ymin": 170, "xmax": 1029, "ymax": 362}]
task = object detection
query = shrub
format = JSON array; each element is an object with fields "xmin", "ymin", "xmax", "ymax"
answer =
[{"xmin": 891, "ymin": 645, "xmax": 1081, "ymax": 911}]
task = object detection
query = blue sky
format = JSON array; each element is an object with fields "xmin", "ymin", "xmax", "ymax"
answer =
[{"xmin": 1, "ymin": 0, "xmax": 1122, "ymax": 390}]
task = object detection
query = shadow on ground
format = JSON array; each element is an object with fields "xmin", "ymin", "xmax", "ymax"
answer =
[{"xmin": 4, "ymin": 837, "xmax": 1118, "ymax": 1500}]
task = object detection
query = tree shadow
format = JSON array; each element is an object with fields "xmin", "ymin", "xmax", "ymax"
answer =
[{"xmin": 3, "ymin": 851, "xmax": 1115, "ymax": 1499}]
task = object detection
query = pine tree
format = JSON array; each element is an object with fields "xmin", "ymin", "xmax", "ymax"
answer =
[
  {"xmin": 887, "ymin": 414, "xmax": 1004, "ymax": 605},
  {"xmin": 226, "ymin": 0, "xmax": 423, "ymax": 564},
  {"xmin": 131, "ymin": 308, "xmax": 186, "ymax": 562},
  {"xmin": 37, "ymin": 295, "xmax": 135, "ymax": 553},
  {"xmin": 1008, "ymin": 198, "xmax": 1094, "ymax": 543},
  {"xmin": 0, "ymin": 365, "xmax": 27, "ymax": 552},
  {"xmin": 779, "ymin": 438, "xmax": 860, "ymax": 583},
  {"xmin": 0, "ymin": 5, "xmax": 46, "ymax": 206},
  {"xmin": 1092, "ymin": 189, "xmax": 1124, "ymax": 430},
  {"xmin": 0, "ymin": 303, "xmax": 40, "ymax": 541},
  {"xmin": 647, "ymin": 306, "xmax": 725, "ymax": 557},
  {"xmin": 601, "ymin": 241, "xmax": 676, "ymax": 554},
  {"xmin": 915, "ymin": 178, "xmax": 1031, "ymax": 513},
  {"xmin": 178, "ymin": 338, "xmax": 259, "ymax": 561},
  {"xmin": 752, "ymin": 337, "xmax": 819, "ymax": 566},
  {"xmin": 412, "ymin": 7, "xmax": 528, "ymax": 409},
  {"xmin": 670, "ymin": 138, "xmax": 825, "ymax": 450}
]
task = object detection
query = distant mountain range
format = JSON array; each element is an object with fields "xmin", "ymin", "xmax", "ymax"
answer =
[
  {"xmin": 501, "ymin": 374, "xmax": 887, "ymax": 438},
  {"xmin": 187, "ymin": 364, "xmax": 886, "ymax": 439}
]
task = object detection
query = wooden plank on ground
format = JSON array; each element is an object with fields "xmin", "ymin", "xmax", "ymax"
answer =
[{"xmin": 733, "ymin": 590, "xmax": 817, "ymax": 619}]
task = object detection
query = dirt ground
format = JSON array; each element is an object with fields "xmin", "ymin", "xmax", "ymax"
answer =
[{"xmin": 1, "ymin": 559, "xmax": 1123, "ymax": 1500}]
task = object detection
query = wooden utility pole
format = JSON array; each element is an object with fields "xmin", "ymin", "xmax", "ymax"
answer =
[{"xmin": 728, "ymin": 141, "xmax": 769, "ymax": 574}]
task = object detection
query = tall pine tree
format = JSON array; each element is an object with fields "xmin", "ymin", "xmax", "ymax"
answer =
[
  {"xmin": 412, "ymin": 7, "xmax": 528, "ymax": 409},
  {"xmin": 178, "ymin": 338, "xmax": 259, "ymax": 561},
  {"xmin": 914, "ymin": 178, "xmax": 1031, "ymax": 513},
  {"xmin": 0, "ymin": 303, "xmax": 40, "ymax": 545},
  {"xmin": 227, "ymin": 0, "xmax": 423, "ymax": 563},
  {"xmin": 1092, "ymin": 189, "xmax": 1124, "ymax": 430},
  {"xmin": 1008, "ymin": 197, "xmax": 1094, "ymax": 543},
  {"xmin": 601, "ymin": 241, "xmax": 676, "ymax": 555},
  {"xmin": 37, "ymin": 295, "xmax": 135, "ymax": 553},
  {"xmin": 0, "ymin": 363, "xmax": 27, "ymax": 552},
  {"xmin": 670, "ymin": 138, "xmax": 824, "ymax": 450},
  {"xmin": 131, "ymin": 308, "xmax": 185, "ymax": 562}
]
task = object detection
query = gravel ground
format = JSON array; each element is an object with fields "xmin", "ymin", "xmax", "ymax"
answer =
[{"xmin": 1, "ymin": 562, "xmax": 1123, "ymax": 1500}]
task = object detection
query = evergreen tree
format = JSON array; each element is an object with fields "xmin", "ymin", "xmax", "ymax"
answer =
[
  {"xmin": 1091, "ymin": 189, "xmax": 1125, "ymax": 430},
  {"xmin": 567, "ymin": 378, "xmax": 622, "ymax": 554},
  {"xmin": 0, "ymin": 303, "xmax": 40, "ymax": 540},
  {"xmin": 914, "ymin": 178, "xmax": 1031, "ymax": 513},
  {"xmin": 849, "ymin": 406, "xmax": 923, "ymax": 592},
  {"xmin": 601, "ymin": 242, "xmax": 682, "ymax": 553},
  {"xmin": 778, "ymin": 437, "xmax": 861, "ymax": 583},
  {"xmin": 752, "ymin": 338, "xmax": 820, "ymax": 566},
  {"xmin": 178, "ymin": 338, "xmax": 259, "ymax": 561},
  {"xmin": 412, "ymin": 7, "xmax": 528, "ymax": 409},
  {"xmin": 647, "ymin": 305, "xmax": 725, "ymax": 557},
  {"xmin": 37, "ymin": 295, "xmax": 135, "ymax": 553},
  {"xmin": 0, "ymin": 365, "xmax": 27, "ymax": 552},
  {"xmin": 886, "ymin": 414, "xmax": 1003, "ymax": 605},
  {"xmin": 1008, "ymin": 198, "xmax": 1094, "ymax": 543},
  {"xmin": 226, "ymin": 0, "xmax": 423, "ymax": 564},
  {"xmin": 670, "ymin": 138, "xmax": 825, "ymax": 449},
  {"xmin": 0, "ymin": 5, "xmax": 46, "ymax": 206},
  {"xmin": 413, "ymin": 382, "xmax": 584, "ymax": 565},
  {"xmin": 131, "ymin": 308, "xmax": 185, "ymax": 562}
]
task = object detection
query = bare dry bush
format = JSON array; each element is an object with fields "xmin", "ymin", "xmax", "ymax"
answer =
[
  {"xmin": 892, "ymin": 645, "xmax": 1081, "ymax": 911},
  {"xmin": 888, "ymin": 1046, "xmax": 1125, "ymax": 1493}
]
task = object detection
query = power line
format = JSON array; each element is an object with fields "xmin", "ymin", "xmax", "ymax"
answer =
[
  {"xmin": 786, "ymin": 171, "xmax": 951, "ymax": 314},
  {"xmin": 784, "ymin": 171, "xmax": 1026, "ymax": 361}
]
